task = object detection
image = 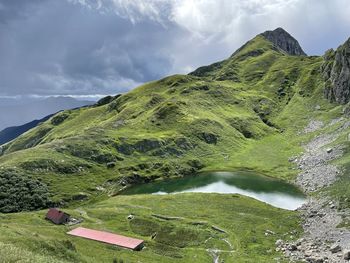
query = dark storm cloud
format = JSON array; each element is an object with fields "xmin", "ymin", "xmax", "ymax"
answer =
[
  {"xmin": 0, "ymin": 0, "xmax": 349, "ymax": 97},
  {"xmin": 0, "ymin": 0, "xmax": 177, "ymax": 96},
  {"xmin": 0, "ymin": 0, "xmax": 44, "ymax": 24}
]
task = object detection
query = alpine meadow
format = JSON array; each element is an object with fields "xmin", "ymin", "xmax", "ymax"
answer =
[{"xmin": 1, "ymin": 7, "xmax": 350, "ymax": 263}]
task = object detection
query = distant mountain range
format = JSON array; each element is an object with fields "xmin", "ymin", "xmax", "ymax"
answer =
[
  {"xmin": 0, "ymin": 114, "xmax": 54, "ymax": 145},
  {"xmin": 0, "ymin": 96, "xmax": 94, "ymax": 131}
]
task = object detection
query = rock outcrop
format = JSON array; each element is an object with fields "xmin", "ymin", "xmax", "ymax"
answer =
[
  {"xmin": 260, "ymin": 27, "xmax": 307, "ymax": 56},
  {"xmin": 322, "ymin": 38, "xmax": 350, "ymax": 104}
]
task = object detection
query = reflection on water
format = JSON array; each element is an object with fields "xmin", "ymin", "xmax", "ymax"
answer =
[{"xmin": 122, "ymin": 171, "xmax": 306, "ymax": 210}]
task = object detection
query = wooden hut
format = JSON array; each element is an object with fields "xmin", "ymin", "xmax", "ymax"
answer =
[{"xmin": 45, "ymin": 208, "xmax": 70, "ymax": 225}]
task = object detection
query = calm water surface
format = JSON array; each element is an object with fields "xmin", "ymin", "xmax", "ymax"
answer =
[{"xmin": 122, "ymin": 171, "xmax": 306, "ymax": 210}]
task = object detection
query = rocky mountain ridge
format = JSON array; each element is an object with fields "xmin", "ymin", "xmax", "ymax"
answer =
[
  {"xmin": 322, "ymin": 38, "xmax": 350, "ymax": 104},
  {"xmin": 260, "ymin": 27, "xmax": 307, "ymax": 56}
]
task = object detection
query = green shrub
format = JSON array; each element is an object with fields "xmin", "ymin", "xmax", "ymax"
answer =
[
  {"xmin": 0, "ymin": 169, "xmax": 52, "ymax": 212},
  {"xmin": 51, "ymin": 112, "xmax": 69, "ymax": 125}
]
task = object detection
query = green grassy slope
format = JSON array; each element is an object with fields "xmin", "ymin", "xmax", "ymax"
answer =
[
  {"xmin": 0, "ymin": 35, "xmax": 332, "ymax": 210},
  {"xmin": 0, "ymin": 194, "xmax": 300, "ymax": 263}
]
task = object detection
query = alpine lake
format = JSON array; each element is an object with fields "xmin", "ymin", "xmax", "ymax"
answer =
[{"xmin": 122, "ymin": 171, "xmax": 306, "ymax": 210}]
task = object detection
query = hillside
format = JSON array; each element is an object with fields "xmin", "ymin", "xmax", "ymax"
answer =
[
  {"xmin": 1, "ymin": 28, "xmax": 350, "ymax": 262},
  {"xmin": 0, "ymin": 29, "xmax": 329, "ymax": 208}
]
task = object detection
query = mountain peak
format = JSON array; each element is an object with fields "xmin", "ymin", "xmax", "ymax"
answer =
[{"xmin": 260, "ymin": 27, "xmax": 306, "ymax": 56}]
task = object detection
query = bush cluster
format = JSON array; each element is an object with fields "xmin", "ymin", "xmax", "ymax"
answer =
[{"xmin": 0, "ymin": 170, "xmax": 52, "ymax": 213}]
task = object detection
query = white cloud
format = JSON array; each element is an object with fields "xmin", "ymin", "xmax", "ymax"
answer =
[
  {"xmin": 72, "ymin": 0, "xmax": 300, "ymax": 40},
  {"xmin": 110, "ymin": 0, "xmax": 170, "ymax": 24},
  {"xmin": 0, "ymin": 95, "xmax": 22, "ymax": 99},
  {"xmin": 35, "ymin": 72, "xmax": 141, "ymax": 95},
  {"xmin": 0, "ymin": 94, "xmax": 111, "ymax": 101},
  {"xmin": 170, "ymin": 0, "xmax": 295, "ymax": 38},
  {"xmin": 28, "ymin": 94, "xmax": 111, "ymax": 101},
  {"xmin": 72, "ymin": 0, "xmax": 350, "ymax": 54},
  {"xmin": 69, "ymin": 0, "xmax": 173, "ymax": 24}
]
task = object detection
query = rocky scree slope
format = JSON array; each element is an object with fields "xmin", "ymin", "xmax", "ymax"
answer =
[
  {"xmin": 0, "ymin": 27, "xmax": 346, "ymax": 212},
  {"xmin": 277, "ymin": 117, "xmax": 350, "ymax": 262},
  {"xmin": 272, "ymin": 37, "xmax": 350, "ymax": 262}
]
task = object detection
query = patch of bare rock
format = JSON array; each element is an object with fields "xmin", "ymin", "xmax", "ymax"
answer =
[
  {"xmin": 302, "ymin": 120, "xmax": 325, "ymax": 134},
  {"xmin": 278, "ymin": 119, "xmax": 350, "ymax": 262}
]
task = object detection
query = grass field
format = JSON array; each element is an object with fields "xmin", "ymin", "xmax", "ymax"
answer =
[{"xmin": 0, "ymin": 193, "xmax": 301, "ymax": 263}]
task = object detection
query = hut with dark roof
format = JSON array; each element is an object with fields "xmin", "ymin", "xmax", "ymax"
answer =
[{"xmin": 45, "ymin": 208, "xmax": 70, "ymax": 225}]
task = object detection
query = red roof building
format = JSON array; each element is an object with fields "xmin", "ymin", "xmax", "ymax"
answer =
[
  {"xmin": 45, "ymin": 208, "xmax": 70, "ymax": 225},
  {"xmin": 67, "ymin": 227, "xmax": 144, "ymax": 250}
]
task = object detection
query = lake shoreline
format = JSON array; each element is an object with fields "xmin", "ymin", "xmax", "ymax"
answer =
[{"xmin": 120, "ymin": 170, "xmax": 306, "ymax": 210}]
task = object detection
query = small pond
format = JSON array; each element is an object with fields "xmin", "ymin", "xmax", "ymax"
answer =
[{"xmin": 122, "ymin": 171, "xmax": 306, "ymax": 210}]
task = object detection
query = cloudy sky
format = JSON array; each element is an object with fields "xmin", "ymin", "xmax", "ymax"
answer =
[{"xmin": 0, "ymin": 0, "xmax": 349, "ymax": 98}]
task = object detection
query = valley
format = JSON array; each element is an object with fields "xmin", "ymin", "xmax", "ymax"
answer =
[{"xmin": 1, "ymin": 28, "xmax": 350, "ymax": 262}]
